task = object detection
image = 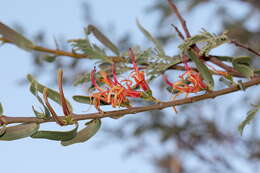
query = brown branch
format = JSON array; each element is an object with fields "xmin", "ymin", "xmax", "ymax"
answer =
[
  {"xmin": 230, "ymin": 40, "xmax": 260, "ymax": 57},
  {"xmin": 0, "ymin": 37, "xmax": 86, "ymax": 59},
  {"xmin": 166, "ymin": 0, "xmax": 247, "ymax": 78},
  {"xmin": 1, "ymin": 35, "xmax": 249, "ymax": 81},
  {"xmin": 2, "ymin": 35, "xmax": 245, "ymax": 78},
  {"xmin": 2, "ymin": 77, "xmax": 260, "ymax": 125},
  {"xmin": 167, "ymin": 0, "xmax": 191, "ymax": 38},
  {"xmin": 171, "ymin": 24, "xmax": 185, "ymax": 40},
  {"xmin": 0, "ymin": 37, "xmax": 124, "ymax": 62}
]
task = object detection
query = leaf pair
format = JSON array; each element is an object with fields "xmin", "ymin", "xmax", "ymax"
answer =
[
  {"xmin": 31, "ymin": 123, "xmax": 78, "ymax": 141},
  {"xmin": 28, "ymin": 70, "xmax": 73, "ymax": 126},
  {"xmin": 27, "ymin": 73, "xmax": 73, "ymax": 112},
  {"xmin": 61, "ymin": 119, "xmax": 101, "ymax": 146},
  {"xmin": 31, "ymin": 119, "xmax": 101, "ymax": 146},
  {"xmin": 232, "ymin": 56, "xmax": 254, "ymax": 78}
]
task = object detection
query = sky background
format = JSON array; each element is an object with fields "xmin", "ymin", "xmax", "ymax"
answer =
[
  {"xmin": 0, "ymin": 1, "xmax": 157, "ymax": 172},
  {"xmin": 0, "ymin": 0, "xmax": 255, "ymax": 173}
]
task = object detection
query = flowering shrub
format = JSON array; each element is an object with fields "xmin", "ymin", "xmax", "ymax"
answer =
[{"xmin": 0, "ymin": 1, "xmax": 259, "ymax": 145}]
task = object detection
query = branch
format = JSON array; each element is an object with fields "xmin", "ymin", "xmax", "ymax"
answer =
[
  {"xmin": 230, "ymin": 40, "xmax": 260, "ymax": 57},
  {"xmin": 167, "ymin": 0, "xmax": 191, "ymax": 38},
  {"xmin": 171, "ymin": 24, "xmax": 185, "ymax": 40},
  {"xmin": 2, "ymin": 35, "xmax": 246, "ymax": 78},
  {"xmin": 0, "ymin": 37, "xmax": 124, "ymax": 62},
  {"xmin": 2, "ymin": 77, "xmax": 260, "ymax": 125}
]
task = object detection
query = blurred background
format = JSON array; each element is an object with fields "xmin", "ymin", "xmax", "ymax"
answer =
[{"xmin": 0, "ymin": 0, "xmax": 260, "ymax": 172}]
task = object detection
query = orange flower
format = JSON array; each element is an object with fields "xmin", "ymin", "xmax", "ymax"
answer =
[
  {"xmin": 164, "ymin": 62, "xmax": 207, "ymax": 112},
  {"xmin": 90, "ymin": 49, "xmax": 157, "ymax": 111},
  {"xmin": 128, "ymin": 48, "xmax": 151, "ymax": 93},
  {"xmin": 206, "ymin": 63, "xmax": 230, "ymax": 78},
  {"xmin": 90, "ymin": 64, "xmax": 143, "ymax": 112}
]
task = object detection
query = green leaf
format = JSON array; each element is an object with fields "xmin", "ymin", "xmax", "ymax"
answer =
[
  {"xmin": 43, "ymin": 55, "xmax": 57, "ymax": 63},
  {"xmin": 27, "ymin": 74, "xmax": 73, "ymax": 112},
  {"xmin": 238, "ymin": 105, "xmax": 260, "ymax": 135},
  {"xmin": 232, "ymin": 56, "xmax": 251, "ymax": 65},
  {"xmin": 73, "ymin": 95, "xmax": 109, "ymax": 105},
  {"xmin": 0, "ymin": 22, "xmax": 35, "ymax": 50},
  {"xmin": 136, "ymin": 19, "xmax": 165, "ymax": 56},
  {"xmin": 69, "ymin": 38, "xmax": 107, "ymax": 59},
  {"xmin": 30, "ymin": 84, "xmax": 51, "ymax": 119},
  {"xmin": 179, "ymin": 34, "xmax": 208, "ymax": 52},
  {"xmin": 0, "ymin": 123, "xmax": 39, "ymax": 141},
  {"xmin": 219, "ymin": 77, "xmax": 234, "ymax": 87},
  {"xmin": 179, "ymin": 30, "xmax": 229, "ymax": 56},
  {"xmin": 233, "ymin": 64, "xmax": 254, "ymax": 78},
  {"xmin": 31, "ymin": 123, "xmax": 78, "ymax": 141},
  {"xmin": 61, "ymin": 119, "xmax": 101, "ymax": 146},
  {"xmin": 86, "ymin": 25, "xmax": 120, "ymax": 56},
  {"xmin": 0, "ymin": 126, "xmax": 7, "ymax": 137},
  {"xmin": 232, "ymin": 56, "xmax": 254, "ymax": 78},
  {"xmin": 213, "ymin": 55, "xmax": 234, "ymax": 62},
  {"xmin": 32, "ymin": 106, "xmax": 49, "ymax": 119},
  {"xmin": 254, "ymin": 68, "xmax": 260, "ymax": 74},
  {"xmin": 0, "ymin": 102, "xmax": 3, "ymax": 115},
  {"xmin": 186, "ymin": 50, "xmax": 214, "ymax": 89}
]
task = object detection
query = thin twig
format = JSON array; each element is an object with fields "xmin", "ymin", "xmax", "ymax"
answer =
[
  {"xmin": 171, "ymin": 24, "xmax": 185, "ymax": 40},
  {"xmin": 2, "ymin": 77, "xmax": 260, "ymax": 125},
  {"xmin": 167, "ymin": 0, "xmax": 191, "ymax": 38},
  {"xmin": 230, "ymin": 40, "xmax": 260, "ymax": 57},
  {"xmin": 0, "ymin": 37, "xmax": 124, "ymax": 62}
]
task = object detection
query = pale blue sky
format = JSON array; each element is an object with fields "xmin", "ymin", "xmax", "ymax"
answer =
[{"xmin": 0, "ymin": 1, "xmax": 156, "ymax": 172}]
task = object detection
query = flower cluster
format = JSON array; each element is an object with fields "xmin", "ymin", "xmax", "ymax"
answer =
[
  {"xmin": 90, "ymin": 49, "xmax": 155, "ymax": 112},
  {"xmin": 164, "ymin": 62, "xmax": 207, "ymax": 112}
]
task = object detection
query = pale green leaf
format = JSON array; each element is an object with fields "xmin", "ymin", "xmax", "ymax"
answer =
[
  {"xmin": 0, "ymin": 102, "xmax": 3, "ymax": 115},
  {"xmin": 232, "ymin": 56, "xmax": 254, "ymax": 78},
  {"xmin": 43, "ymin": 55, "xmax": 57, "ymax": 63},
  {"xmin": 238, "ymin": 105, "xmax": 260, "ymax": 135},
  {"xmin": 73, "ymin": 95, "xmax": 109, "ymax": 105},
  {"xmin": 0, "ymin": 123, "xmax": 39, "ymax": 141},
  {"xmin": 186, "ymin": 50, "xmax": 214, "ymax": 89},
  {"xmin": 0, "ymin": 22, "xmax": 34, "ymax": 50},
  {"xmin": 30, "ymin": 84, "xmax": 51, "ymax": 119},
  {"xmin": 27, "ymin": 74, "xmax": 73, "ymax": 112},
  {"xmin": 219, "ymin": 77, "xmax": 234, "ymax": 87},
  {"xmin": 0, "ymin": 126, "xmax": 6, "ymax": 137},
  {"xmin": 31, "ymin": 123, "xmax": 78, "ymax": 141},
  {"xmin": 136, "ymin": 19, "xmax": 165, "ymax": 56},
  {"xmin": 86, "ymin": 25, "xmax": 119, "ymax": 55},
  {"xmin": 61, "ymin": 119, "xmax": 101, "ymax": 146}
]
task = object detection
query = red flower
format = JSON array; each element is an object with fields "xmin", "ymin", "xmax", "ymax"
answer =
[
  {"xmin": 89, "ymin": 49, "xmax": 158, "ymax": 112},
  {"xmin": 164, "ymin": 62, "xmax": 207, "ymax": 112},
  {"xmin": 128, "ymin": 48, "xmax": 151, "ymax": 93},
  {"xmin": 90, "ymin": 64, "xmax": 143, "ymax": 112}
]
